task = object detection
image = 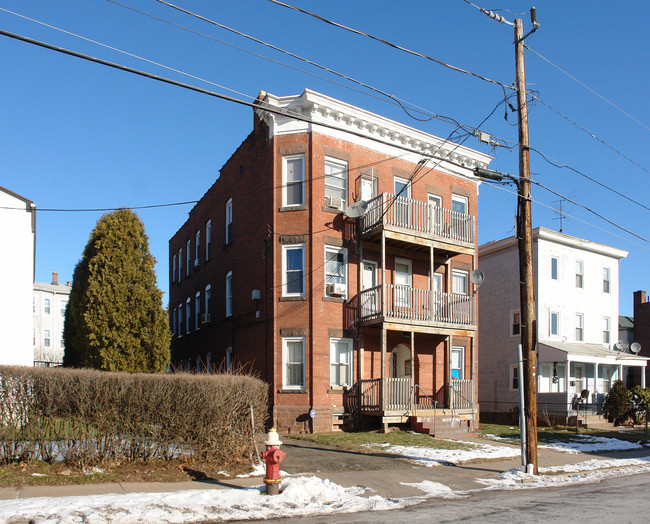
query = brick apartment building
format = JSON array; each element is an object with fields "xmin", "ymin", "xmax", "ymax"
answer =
[
  {"xmin": 634, "ymin": 290, "xmax": 650, "ymax": 385},
  {"xmin": 168, "ymin": 89, "xmax": 492, "ymax": 433}
]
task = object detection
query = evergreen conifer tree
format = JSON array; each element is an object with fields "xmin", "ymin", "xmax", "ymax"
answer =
[{"xmin": 63, "ymin": 208, "xmax": 171, "ymax": 372}]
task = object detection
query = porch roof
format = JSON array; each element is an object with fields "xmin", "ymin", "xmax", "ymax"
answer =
[{"xmin": 538, "ymin": 341, "xmax": 648, "ymax": 367}]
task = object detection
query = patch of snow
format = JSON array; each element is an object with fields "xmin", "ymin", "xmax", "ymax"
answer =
[{"xmin": 539, "ymin": 435, "xmax": 644, "ymax": 454}]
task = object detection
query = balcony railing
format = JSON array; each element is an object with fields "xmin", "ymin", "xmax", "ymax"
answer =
[
  {"xmin": 361, "ymin": 192, "xmax": 475, "ymax": 245},
  {"xmin": 359, "ymin": 285, "xmax": 475, "ymax": 326}
]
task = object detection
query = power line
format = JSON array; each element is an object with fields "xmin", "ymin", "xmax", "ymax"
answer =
[
  {"xmin": 525, "ymin": 44, "xmax": 650, "ymax": 133},
  {"xmin": 531, "ymin": 94, "xmax": 650, "ymax": 175},
  {"xmin": 266, "ymin": 0, "xmax": 513, "ymax": 90},
  {"xmin": 0, "ymin": 28, "xmax": 487, "ymax": 175},
  {"xmin": 0, "ymin": 201, "xmax": 199, "ymax": 212}
]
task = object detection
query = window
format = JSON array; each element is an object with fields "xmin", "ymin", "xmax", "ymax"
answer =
[
  {"xmin": 44, "ymin": 330, "xmax": 51, "ymax": 347},
  {"xmin": 178, "ymin": 248, "xmax": 182, "ymax": 282},
  {"xmin": 226, "ymin": 347, "xmax": 233, "ymax": 371},
  {"xmin": 452, "ymin": 269, "xmax": 469, "ymax": 295},
  {"xmin": 60, "ymin": 300, "xmax": 67, "ymax": 317},
  {"xmin": 172, "ymin": 255, "xmax": 176, "ymax": 283},
  {"xmin": 205, "ymin": 284, "xmax": 211, "ymax": 318},
  {"xmin": 225, "ymin": 198, "xmax": 233, "ymax": 245},
  {"xmin": 177, "ymin": 304, "xmax": 183, "ymax": 336},
  {"xmin": 206, "ymin": 352, "xmax": 212, "ymax": 374},
  {"xmin": 575, "ymin": 313, "xmax": 584, "ymax": 342},
  {"xmin": 510, "ymin": 365, "xmax": 519, "ymax": 391},
  {"xmin": 206, "ymin": 220, "xmax": 212, "ymax": 261},
  {"xmin": 451, "ymin": 346, "xmax": 464, "ymax": 379},
  {"xmin": 195, "ymin": 230, "xmax": 200, "ymax": 266},
  {"xmin": 283, "ymin": 244, "xmax": 305, "ymax": 296},
  {"xmin": 451, "ymin": 194, "xmax": 468, "ymax": 215},
  {"xmin": 186, "ymin": 240, "xmax": 191, "ymax": 276},
  {"xmin": 575, "ymin": 260, "xmax": 584, "ymax": 288},
  {"xmin": 195, "ymin": 292, "xmax": 201, "ymax": 330},
  {"xmin": 550, "ymin": 311, "xmax": 559, "ymax": 336},
  {"xmin": 324, "ymin": 158, "xmax": 348, "ymax": 208},
  {"xmin": 283, "ymin": 154, "xmax": 305, "ymax": 207},
  {"xmin": 33, "ymin": 329, "xmax": 36, "ymax": 346},
  {"xmin": 44, "ymin": 298, "xmax": 51, "ymax": 315},
  {"xmin": 603, "ymin": 317, "xmax": 611, "ymax": 344},
  {"xmin": 324, "ymin": 246, "xmax": 347, "ymax": 297},
  {"xmin": 330, "ymin": 338, "xmax": 353, "ymax": 387},
  {"xmin": 172, "ymin": 308, "xmax": 177, "ymax": 335},
  {"xmin": 283, "ymin": 337, "xmax": 305, "ymax": 389},
  {"xmin": 551, "ymin": 256, "xmax": 559, "ymax": 281},
  {"xmin": 603, "ymin": 267, "xmax": 611, "ymax": 293},
  {"xmin": 185, "ymin": 297, "xmax": 191, "ymax": 334},
  {"xmin": 511, "ymin": 311, "xmax": 521, "ymax": 336},
  {"xmin": 225, "ymin": 271, "xmax": 233, "ymax": 317}
]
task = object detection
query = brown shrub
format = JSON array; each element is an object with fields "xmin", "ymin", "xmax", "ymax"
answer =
[{"xmin": 0, "ymin": 366, "xmax": 268, "ymax": 469}]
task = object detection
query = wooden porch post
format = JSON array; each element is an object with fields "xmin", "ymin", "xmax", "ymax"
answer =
[
  {"xmin": 429, "ymin": 245, "xmax": 434, "ymax": 321},
  {"xmin": 359, "ymin": 333, "xmax": 364, "ymax": 382},
  {"xmin": 381, "ymin": 231, "xmax": 386, "ymax": 316},
  {"xmin": 446, "ymin": 335, "xmax": 452, "ymax": 408},
  {"xmin": 410, "ymin": 330, "xmax": 415, "ymax": 408},
  {"xmin": 380, "ymin": 326, "xmax": 386, "ymax": 412}
]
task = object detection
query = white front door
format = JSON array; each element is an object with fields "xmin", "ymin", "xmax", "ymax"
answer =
[
  {"xmin": 575, "ymin": 364, "xmax": 585, "ymax": 393},
  {"xmin": 394, "ymin": 258, "xmax": 412, "ymax": 308},
  {"xmin": 428, "ymin": 193, "xmax": 442, "ymax": 235},
  {"xmin": 433, "ymin": 272, "xmax": 443, "ymax": 318},
  {"xmin": 361, "ymin": 177, "xmax": 374, "ymax": 202},
  {"xmin": 394, "ymin": 177, "xmax": 411, "ymax": 227},
  {"xmin": 361, "ymin": 261, "xmax": 378, "ymax": 316}
]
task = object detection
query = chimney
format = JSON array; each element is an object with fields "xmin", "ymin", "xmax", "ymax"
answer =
[
  {"xmin": 634, "ymin": 290, "xmax": 646, "ymax": 308},
  {"xmin": 52, "ymin": 271, "xmax": 58, "ymax": 286}
]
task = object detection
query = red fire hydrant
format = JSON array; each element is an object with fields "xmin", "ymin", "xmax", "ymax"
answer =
[{"xmin": 260, "ymin": 428, "xmax": 286, "ymax": 495}]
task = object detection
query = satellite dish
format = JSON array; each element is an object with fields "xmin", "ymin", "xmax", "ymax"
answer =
[
  {"xmin": 616, "ymin": 340, "xmax": 629, "ymax": 351},
  {"xmin": 630, "ymin": 342, "xmax": 642, "ymax": 354},
  {"xmin": 344, "ymin": 200, "xmax": 369, "ymax": 218},
  {"xmin": 470, "ymin": 269, "xmax": 485, "ymax": 287}
]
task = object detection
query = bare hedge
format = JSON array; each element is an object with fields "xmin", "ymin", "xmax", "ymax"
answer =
[{"xmin": 0, "ymin": 366, "xmax": 268, "ymax": 469}]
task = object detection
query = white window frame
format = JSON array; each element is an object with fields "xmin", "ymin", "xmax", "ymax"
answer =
[
  {"xmin": 324, "ymin": 245, "xmax": 348, "ymax": 298},
  {"xmin": 44, "ymin": 329, "xmax": 51, "ymax": 348},
  {"xmin": 451, "ymin": 346, "xmax": 464, "ymax": 380},
  {"xmin": 206, "ymin": 219, "xmax": 212, "ymax": 262},
  {"xmin": 282, "ymin": 337, "xmax": 306, "ymax": 389},
  {"xmin": 603, "ymin": 317, "xmax": 611, "ymax": 344},
  {"xmin": 394, "ymin": 176, "xmax": 411, "ymax": 198},
  {"xmin": 195, "ymin": 292, "xmax": 201, "ymax": 330},
  {"xmin": 330, "ymin": 338, "xmax": 353, "ymax": 387},
  {"xmin": 282, "ymin": 244, "xmax": 305, "ymax": 297},
  {"xmin": 452, "ymin": 269, "xmax": 469, "ymax": 295},
  {"xmin": 510, "ymin": 364, "xmax": 519, "ymax": 391},
  {"xmin": 225, "ymin": 198, "xmax": 233, "ymax": 245},
  {"xmin": 205, "ymin": 284, "xmax": 211, "ymax": 317},
  {"xmin": 451, "ymin": 194, "xmax": 468, "ymax": 215},
  {"xmin": 225, "ymin": 271, "xmax": 233, "ymax": 318},
  {"xmin": 511, "ymin": 310, "xmax": 521, "ymax": 337},
  {"xmin": 551, "ymin": 256, "xmax": 559, "ymax": 281},
  {"xmin": 44, "ymin": 298, "xmax": 51, "ymax": 315},
  {"xmin": 603, "ymin": 267, "xmax": 611, "ymax": 293},
  {"xmin": 186, "ymin": 240, "xmax": 191, "ymax": 276},
  {"xmin": 60, "ymin": 300, "xmax": 67, "ymax": 317},
  {"xmin": 283, "ymin": 154, "xmax": 305, "ymax": 207},
  {"xmin": 185, "ymin": 297, "xmax": 191, "ymax": 334},
  {"xmin": 575, "ymin": 260, "xmax": 584, "ymax": 288},
  {"xmin": 195, "ymin": 230, "xmax": 200, "ymax": 266},
  {"xmin": 550, "ymin": 310, "xmax": 560, "ymax": 336},
  {"xmin": 324, "ymin": 157, "xmax": 348, "ymax": 208},
  {"xmin": 575, "ymin": 313, "xmax": 584, "ymax": 342}
]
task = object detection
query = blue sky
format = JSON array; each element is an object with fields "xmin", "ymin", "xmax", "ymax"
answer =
[{"xmin": 1, "ymin": 1, "xmax": 648, "ymax": 316}]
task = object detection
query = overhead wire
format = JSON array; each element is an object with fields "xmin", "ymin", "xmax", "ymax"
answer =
[
  {"xmin": 525, "ymin": 44, "xmax": 650, "ymax": 133},
  {"xmin": 266, "ymin": 0, "xmax": 513, "ymax": 90}
]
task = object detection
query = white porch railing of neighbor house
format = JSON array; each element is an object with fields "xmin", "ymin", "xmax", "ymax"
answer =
[
  {"xmin": 361, "ymin": 192, "xmax": 475, "ymax": 244},
  {"xmin": 359, "ymin": 285, "xmax": 475, "ymax": 326},
  {"xmin": 450, "ymin": 379, "xmax": 473, "ymax": 410}
]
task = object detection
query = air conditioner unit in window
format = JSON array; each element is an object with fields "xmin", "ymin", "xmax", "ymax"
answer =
[
  {"xmin": 201, "ymin": 313, "xmax": 211, "ymax": 324},
  {"xmin": 325, "ymin": 196, "xmax": 344, "ymax": 210},
  {"xmin": 326, "ymin": 283, "xmax": 346, "ymax": 297}
]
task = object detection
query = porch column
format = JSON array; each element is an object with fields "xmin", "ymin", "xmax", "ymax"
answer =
[
  {"xmin": 381, "ymin": 231, "xmax": 386, "ymax": 316},
  {"xmin": 642, "ymin": 367, "xmax": 646, "ymax": 388},
  {"xmin": 446, "ymin": 335, "xmax": 452, "ymax": 408},
  {"xmin": 594, "ymin": 363, "xmax": 599, "ymax": 400},
  {"xmin": 429, "ymin": 244, "xmax": 434, "ymax": 321},
  {"xmin": 359, "ymin": 333, "xmax": 365, "ymax": 382},
  {"xmin": 380, "ymin": 326, "xmax": 386, "ymax": 412},
  {"xmin": 410, "ymin": 330, "xmax": 415, "ymax": 407},
  {"xmin": 618, "ymin": 364, "xmax": 623, "ymax": 384}
]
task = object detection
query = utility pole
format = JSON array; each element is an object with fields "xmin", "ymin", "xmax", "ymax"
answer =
[{"xmin": 515, "ymin": 16, "xmax": 538, "ymax": 474}]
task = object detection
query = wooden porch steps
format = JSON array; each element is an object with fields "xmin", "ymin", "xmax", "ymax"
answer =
[{"xmin": 411, "ymin": 414, "xmax": 476, "ymax": 438}]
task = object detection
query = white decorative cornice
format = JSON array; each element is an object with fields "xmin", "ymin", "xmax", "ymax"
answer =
[{"xmin": 255, "ymin": 89, "xmax": 492, "ymax": 179}]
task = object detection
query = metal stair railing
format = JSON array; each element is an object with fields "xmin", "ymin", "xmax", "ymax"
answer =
[
  {"xmin": 449, "ymin": 381, "xmax": 475, "ymax": 433},
  {"xmin": 413, "ymin": 384, "xmax": 438, "ymax": 436}
]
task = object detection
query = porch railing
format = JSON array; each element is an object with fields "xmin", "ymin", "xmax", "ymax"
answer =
[
  {"xmin": 359, "ymin": 285, "xmax": 475, "ymax": 326},
  {"xmin": 450, "ymin": 379, "xmax": 473, "ymax": 410},
  {"xmin": 361, "ymin": 192, "xmax": 475, "ymax": 244}
]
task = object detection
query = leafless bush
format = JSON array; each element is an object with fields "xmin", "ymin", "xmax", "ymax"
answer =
[{"xmin": 0, "ymin": 366, "xmax": 268, "ymax": 469}]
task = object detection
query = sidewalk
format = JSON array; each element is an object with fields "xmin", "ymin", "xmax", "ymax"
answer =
[{"xmin": 2, "ymin": 435, "xmax": 648, "ymax": 502}]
